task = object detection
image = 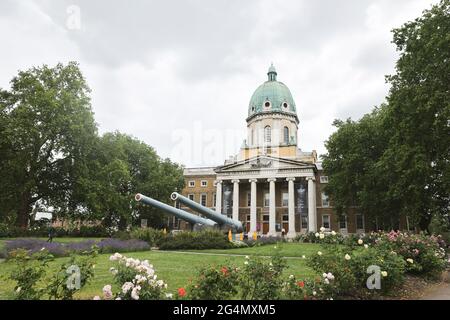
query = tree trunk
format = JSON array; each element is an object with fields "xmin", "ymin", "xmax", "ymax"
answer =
[{"xmin": 16, "ymin": 193, "xmax": 32, "ymax": 229}]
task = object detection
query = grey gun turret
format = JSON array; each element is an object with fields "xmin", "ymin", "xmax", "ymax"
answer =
[
  {"xmin": 170, "ymin": 192, "xmax": 243, "ymax": 233},
  {"xmin": 135, "ymin": 193, "xmax": 217, "ymax": 230}
]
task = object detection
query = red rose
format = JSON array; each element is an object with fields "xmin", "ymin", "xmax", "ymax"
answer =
[
  {"xmin": 221, "ymin": 266, "xmax": 229, "ymax": 275},
  {"xmin": 297, "ymin": 281, "xmax": 305, "ymax": 288},
  {"xmin": 178, "ymin": 287, "xmax": 186, "ymax": 297}
]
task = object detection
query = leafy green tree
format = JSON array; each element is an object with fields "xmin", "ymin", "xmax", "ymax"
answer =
[
  {"xmin": 82, "ymin": 132, "xmax": 185, "ymax": 230},
  {"xmin": 0, "ymin": 62, "xmax": 98, "ymax": 228},
  {"xmin": 323, "ymin": 0, "xmax": 449, "ymax": 231},
  {"xmin": 382, "ymin": 0, "xmax": 450, "ymax": 230}
]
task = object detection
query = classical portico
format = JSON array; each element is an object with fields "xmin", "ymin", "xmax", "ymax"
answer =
[{"xmin": 215, "ymin": 155, "xmax": 317, "ymax": 237}]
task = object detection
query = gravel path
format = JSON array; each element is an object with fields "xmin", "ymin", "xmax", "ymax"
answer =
[{"xmin": 420, "ymin": 282, "xmax": 450, "ymax": 300}]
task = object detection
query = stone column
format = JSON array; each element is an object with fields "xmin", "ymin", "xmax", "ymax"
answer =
[
  {"xmin": 268, "ymin": 178, "xmax": 277, "ymax": 236},
  {"xmin": 249, "ymin": 179, "xmax": 257, "ymax": 234},
  {"xmin": 231, "ymin": 180, "xmax": 240, "ymax": 222},
  {"xmin": 307, "ymin": 177, "xmax": 317, "ymax": 232},
  {"xmin": 215, "ymin": 180, "xmax": 222, "ymax": 214},
  {"xmin": 286, "ymin": 177, "xmax": 296, "ymax": 238}
]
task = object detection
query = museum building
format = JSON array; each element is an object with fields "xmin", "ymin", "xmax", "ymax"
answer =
[{"xmin": 172, "ymin": 65, "xmax": 366, "ymax": 237}]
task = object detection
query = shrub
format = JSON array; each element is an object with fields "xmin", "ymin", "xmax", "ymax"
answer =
[
  {"xmin": 308, "ymin": 245, "xmax": 406, "ymax": 298},
  {"xmin": 244, "ymin": 236, "xmax": 286, "ymax": 247},
  {"xmin": 370, "ymin": 231, "xmax": 448, "ymax": 278},
  {"xmin": 4, "ymin": 238, "xmax": 150, "ymax": 257},
  {"xmin": 296, "ymin": 229, "xmax": 346, "ymax": 245},
  {"xmin": 6, "ymin": 249, "xmax": 54, "ymax": 300},
  {"xmin": 128, "ymin": 228, "xmax": 166, "ymax": 247},
  {"xmin": 188, "ymin": 264, "xmax": 240, "ymax": 300},
  {"xmin": 46, "ymin": 248, "xmax": 98, "ymax": 300},
  {"xmin": 282, "ymin": 274, "xmax": 334, "ymax": 300},
  {"xmin": 238, "ymin": 249, "xmax": 287, "ymax": 300},
  {"xmin": 158, "ymin": 230, "xmax": 232, "ymax": 250},
  {"xmin": 95, "ymin": 253, "xmax": 168, "ymax": 300}
]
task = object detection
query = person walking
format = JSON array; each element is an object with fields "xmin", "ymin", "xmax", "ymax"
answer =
[{"xmin": 47, "ymin": 227, "xmax": 55, "ymax": 243}]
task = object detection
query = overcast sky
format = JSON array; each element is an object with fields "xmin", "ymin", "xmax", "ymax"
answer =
[{"xmin": 0, "ymin": 0, "xmax": 438, "ymax": 167}]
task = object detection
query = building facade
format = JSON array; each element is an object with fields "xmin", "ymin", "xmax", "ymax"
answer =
[{"xmin": 174, "ymin": 65, "xmax": 368, "ymax": 237}]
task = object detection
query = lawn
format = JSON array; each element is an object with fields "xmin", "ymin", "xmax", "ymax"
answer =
[{"xmin": 0, "ymin": 242, "xmax": 320, "ymax": 300}]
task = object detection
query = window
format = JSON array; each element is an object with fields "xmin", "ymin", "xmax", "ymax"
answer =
[
  {"xmin": 264, "ymin": 126, "xmax": 271, "ymax": 144},
  {"xmin": 283, "ymin": 102, "xmax": 288, "ymax": 109},
  {"xmin": 264, "ymin": 101, "xmax": 271, "ymax": 109},
  {"xmin": 200, "ymin": 194, "xmax": 207, "ymax": 207},
  {"xmin": 246, "ymin": 214, "xmax": 251, "ymax": 222},
  {"xmin": 201, "ymin": 180, "xmax": 208, "ymax": 187},
  {"xmin": 356, "ymin": 214, "xmax": 365, "ymax": 230},
  {"xmin": 247, "ymin": 192, "xmax": 251, "ymax": 207},
  {"xmin": 188, "ymin": 194, "xmax": 195, "ymax": 201},
  {"xmin": 282, "ymin": 192, "xmax": 289, "ymax": 207},
  {"xmin": 213, "ymin": 193, "xmax": 216, "ymax": 207},
  {"xmin": 282, "ymin": 214, "xmax": 289, "ymax": 222},
  {"xmin": 339, "ymin": 215, "xmax": 347, "ymax": 230},
  {"xmin": 188, "ymin": 181, "xmax": 195, "ymax": 187},
  {"xmin": 264, "ymin": 193, "xmax": 270, "ymax": 207},
  {"xmin": 301, "ymin": 216, "xmax": 308, "ymax": 229},
  {"xmin": 283, "ymin": 126, "xmax": 289, "ymax": 144},
  {"xmin": 321, "ymin": 192, "xmax": 330, "ymax": 207},
  {"xmin": 320, "ymin": 176, "xmax": 329, "ymax": 183},
  {"xmin": 322, "ymin": 215, "xmax": 331, "ymax": 230},
  {"xmin": 262, "ymin": 214, "xmax": 269, "ymax": 222}
]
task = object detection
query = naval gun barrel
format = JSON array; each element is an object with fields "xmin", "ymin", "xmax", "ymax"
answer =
[
  {"xmin": 170, "ymin": 192, "xmax": 243, "ymax": 232},
  {"xmin": 135, "ymin": 193, "xmax": 217, "ymax": 227}
]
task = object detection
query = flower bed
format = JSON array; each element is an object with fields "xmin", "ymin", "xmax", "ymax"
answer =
[{"xmin": 4, "ymin": 238, "xmax": 150, "ymax": 257}]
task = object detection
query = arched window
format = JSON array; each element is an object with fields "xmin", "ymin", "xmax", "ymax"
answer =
[
  {"xmin": 264, "ymin": 126, "xmax": 271, "ymax": 144},
  {"xmin": 284, "ymin": 126, "xmax": 289, "ymax": 144}
]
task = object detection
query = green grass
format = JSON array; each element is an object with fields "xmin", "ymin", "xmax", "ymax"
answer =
[
  {"xmin": 187, "ymin": 242, "xmax": 320, "ymax": 257},
  {"xmin": 0, "ymin": 242, "xmax": 320, "ymax": 300}
]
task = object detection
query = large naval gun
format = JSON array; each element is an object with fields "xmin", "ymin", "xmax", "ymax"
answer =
[
  {"xmin": 170, "ymin": 192, "xmax": 243, "ymax": 233},
  {"xmin": 134, "ymin": 192, "xmax": 243, "ymax": 233}
]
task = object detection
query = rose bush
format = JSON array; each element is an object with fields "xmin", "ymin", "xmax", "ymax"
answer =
[
  {"xmin": 308, "ymin": 245, "xmax": 406, "ymax": 298},
  {"xmin": 187, "ymin": 264, "xmax": 240, "ymax": 300},
  {"xmin": 94, "ymin": 253, "xmax": 168, "ymax": 300}
]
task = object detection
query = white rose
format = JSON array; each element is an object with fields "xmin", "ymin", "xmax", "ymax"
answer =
[
  {"xmin": 302, "ymin": 255, "xmax": 306, "ymax": 259},
  {"xmin": 166, "ymin": 293, "xmax": 173, "ymax": 299},
  {"xmin": 331, "ymin": 231, "xmax": 336, "ymax": 236},
  {"xmin": 317, "ymin": 251, "xmax": 323, "ymax": 256},
  {"xmin": 320, "ymin": 227, "xmax": 325, "ymax": 232},
  {"xmin": 322, "ymin": 273, "xmax": 328, "ymax": 278},
  {"xmin": 315, "ymin": 233, "xmax": 320, "ymax": 238},
  {"xmin": 93, "ymin": 296, "xmax": 101, "ymax": 300},
  {"xmin": 327, "ymin": 273, "xmax": 334, "ymax": 280},
  {"xmin": 319, "ymin": 233, "xmax": 325, "ymax": 239},
  {"xmin": 364, "ymin": 244, "xmax": 369, "ymax": 249},
  {"xmin": 358, "ymin": 239, "xmax": 363, "ymax": 245},
  {"xmin": 289, "ymin": 275, "xmax": 294, "ymax": 279},
  {"xmin": 407, "ymin": 258, "xmax": 414, "ymax": 264},
  {"xmin": 344, "ymin": 254, "xmax": 351, "ymax": 261},
  {"xmin": 312, "ymin": 291, "xmax": 317, "ymax": 296},
  {"xmin": 244, "ymin": 261, "xmax": 249, "ymax": 265},
  {"xmin": 324, "ymin": 278, "xmax": 330, "ymax": 284},
  {"xmin": 381, "ymin": 271, "xmax": 388, "ymax": 277}
]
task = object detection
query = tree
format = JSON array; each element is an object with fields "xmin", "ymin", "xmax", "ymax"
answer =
[
  {"xmin": 322, "ymin": 0, "xmax": 450, "ymax": 231},
  {"xmin": 383, "ymin": 0, "xmax": 450, "ymax": 230},
  {"xmin": 82, "ymin": 132, "xmax": 185, "ymax": 230},
  {"xmin": 0, "ymin": 62, "xmax": 98, "ymax": 228}
]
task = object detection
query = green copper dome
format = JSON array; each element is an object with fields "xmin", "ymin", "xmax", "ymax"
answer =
[{"xmin": 247, "ymin": 64, "xmax": 297, "ymax": 120}]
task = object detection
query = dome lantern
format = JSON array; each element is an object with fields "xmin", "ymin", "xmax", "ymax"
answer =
[{"xmin": 268, "ymin": 63, "xmax": 277, "ymax": 81}]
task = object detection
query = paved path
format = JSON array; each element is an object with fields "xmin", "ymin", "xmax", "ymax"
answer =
[
  {"xmin": 150, "ymin": 249, "xmax": 306, "ymax": 260},
  {"xmin": 420, "ymin": 282, "xmax": 450, "ymax": 300}
]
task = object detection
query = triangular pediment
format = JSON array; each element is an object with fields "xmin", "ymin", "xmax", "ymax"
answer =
[{"xmin": 215, "ymin": 155, "xmax": 315, "ymax": 173}]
